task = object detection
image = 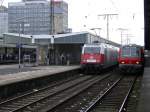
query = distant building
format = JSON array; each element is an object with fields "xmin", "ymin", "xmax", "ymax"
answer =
[
  {"xmin": 0, "ymin": 6, "xmax": 8, "ymax": 37},
  {"xmin": 8, "ymin": 0, "xmax": 68, "ymax": 35}
]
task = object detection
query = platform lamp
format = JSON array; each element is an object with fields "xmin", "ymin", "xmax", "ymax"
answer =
[
  {"xmin": 16, "ymin": 17, "xmax": 29, "ymax": 70},
  {"xmin": 51, "ymin": 35, "xmax": 54, "ymax": 64},
  {"xmin": 18, "ymin": 23, "xmax": 22, "ymax": 70},
  {"xmin": 47, "ymin": 37, "xmax": 51, "ymax": 65},
  {"xmin": 15, "ymin": 18, "xmax": 23, "ymax": 70}
]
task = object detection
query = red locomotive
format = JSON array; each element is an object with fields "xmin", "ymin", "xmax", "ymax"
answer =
[
  {"xmin": 80, "ymin": 43, "xmax": 118, "ymax": 73},
  {"xmin": 118, "ymin": 44, "xmax": 144, "ymax": 73}
]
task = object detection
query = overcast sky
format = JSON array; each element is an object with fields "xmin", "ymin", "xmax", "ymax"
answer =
[{"xmin": 3, "ymin": 0, "xmax": 144, "ymax": 45}]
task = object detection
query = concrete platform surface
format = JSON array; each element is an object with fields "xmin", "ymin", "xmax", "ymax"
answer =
[
  {"xmin": 0, "ymin": 65, "xmax": 80, "ymax": 86},
  {"xmin": 137, "ymin": 67, "xmax": 150, "ymax": 112}
]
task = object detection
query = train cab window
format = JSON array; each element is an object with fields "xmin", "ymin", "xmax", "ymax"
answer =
[
  {"xmin": 122, "ymin": 47, "xmax": 130, "ymax": 57},
  {"xmin": 131, "ymin": 47, "xmax": 140, "ymax": 57},
  {"xmin": 122, "ymin": 46, "xmax": 140, "ymax": 57},
  {"xmin": 84, "ymin": 47, "xmax": 100, "ymax": 54}
]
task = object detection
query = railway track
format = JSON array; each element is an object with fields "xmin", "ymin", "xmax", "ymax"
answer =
[
  {"xmin": 50, "ymin": 71, "xmax": 122, "ymax": 112},
  {"xmin": 125, "ymin": 75, "xmax": 142, "ymax": 112},
  {"xmin": 85, "ymin": 75, "xmax": 137, "ymax": 112},
  {"xmin": 0, "ymin": 69, "xmax": 139, "ymax": 112},
  {"xmin": 0, "ymin": 73, "xmax": 111, "ymax": 112},
  {"xmin": 0, "ymin": 73, "xmax": 82, "ymax": 101},
  {"xmin": 49, "ymin": 74, "xmax": 137, "ymax": 112}
]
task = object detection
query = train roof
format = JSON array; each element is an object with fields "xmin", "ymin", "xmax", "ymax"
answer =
[
  {"xmin": 83, "ymin": 43, "xmax": 118, "ymax": 48},
  {"xmin": 121, "ymin": 44, "xmax": 143, "ymax": 48},
  {"xmin": 83, "ymin": 44, "xmax": 102, "ymax": 47}
]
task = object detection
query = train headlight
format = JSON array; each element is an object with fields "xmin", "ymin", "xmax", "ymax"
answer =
[
  {"xmin": 121, "ymin": 61, "xmax": 125, "ymax": 64},
  {"xmin": 136, "ymin": 61, "xmax": 139, "ymax": 64}
]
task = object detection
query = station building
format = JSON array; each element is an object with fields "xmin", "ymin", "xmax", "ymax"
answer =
[
  {"xmin": 0, "ymin": 6, "xmax": 8, "ymax": 37},
  {"xmin": 0, "ymin": 32, "xmax": 120, "ymax": 65},
  {"xmin": 8, "ymin": 0, "xmax": 68, "ymax": 35},
  {"xmin": 0, "ymin": 33, "xmax": 36, "ymax": 64}
]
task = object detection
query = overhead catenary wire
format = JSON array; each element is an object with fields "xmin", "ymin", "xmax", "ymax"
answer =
[
  {"xmin": 98, "ymin": 14, "xmax": 118, "ymax": 40},
  {"xmin": 117, "ymin": 28, "xmax": 128, "ymax": 45}
]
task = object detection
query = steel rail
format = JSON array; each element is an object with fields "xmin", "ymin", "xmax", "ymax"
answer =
[
  {"xmin": 0, "ymin": 74, "xmax": 81, "ymax": 105},
  {"xmin": 118, "ymin": 76, "xmax": 137, "ymax": 112},
  {"xmin": 84, "ymin": 76, "xmax": 123, "ymax": 112},
  {"xmin": 84, "ymin": 76, "xmax": 137, "ymax": 112},
  {"xmin": 0, "ymin": 75, "xmax": 92, "ymax": 112},
  {"xmin": 13, "ymin": 74, "xmax": 111, "ymax": 112}
]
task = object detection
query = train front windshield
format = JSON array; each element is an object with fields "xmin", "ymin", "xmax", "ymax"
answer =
[
  {"xmin": 121, "ymin": 46, "xmax": 140, "ymax": 57},
  {"xmin": 84, "ymin": 47, "xmax": 100, "ymax": 54}
]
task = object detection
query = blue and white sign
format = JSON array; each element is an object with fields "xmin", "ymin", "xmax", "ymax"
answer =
[{"xmin": 16, "ymin": 43, "xmax": 23, "ymax": 48}]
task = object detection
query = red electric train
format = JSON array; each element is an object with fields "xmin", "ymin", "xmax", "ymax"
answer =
[
  {"xmin": 118, "ymin": 44, "xmax": 144, "ymax": 73},
  {"xmin": 80, "ymin": 43, "xmax": 118, "ymax": 73}
]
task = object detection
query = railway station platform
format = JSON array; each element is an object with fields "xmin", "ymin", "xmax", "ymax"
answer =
[
  {"xmin": 137, "ymin": 51, "xmax": 150, "ymax": 112},
  {"xmin": 0, "ymin": 64, "xmax": 80, "ymax": 98},
  {"xmin": 0, "ymin": 65, "xmax": 80, "ymax": 86},
  {"xmin": 137, "ymin": 58, "xmax": 150, "ymax": 112}
]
